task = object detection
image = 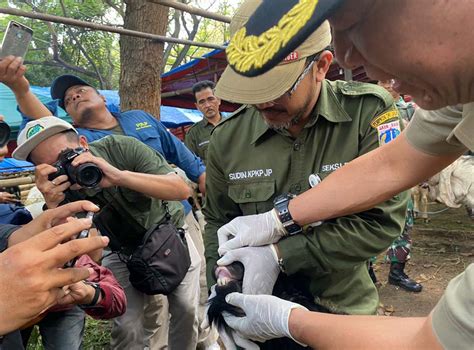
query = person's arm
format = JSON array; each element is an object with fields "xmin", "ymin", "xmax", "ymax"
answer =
[
  {"xmin": 223, "ymin": 293, "xmax": 443, "ymax": 350},
  {"xmin": 57, "ymin": 255, "xmax": 127, "ymax": 320},
  {"xmin": 154, "ymin": 120, "xmax": 206, "ymax": 183},
  {"xmin": 277, "ymin": 189, "xmax": 408, "ymax": 277},
  {"xmin": 0, "ymin": 56, "xmax": 52, "ymax": 118},
  {"xmin": 290, "ymin": 310, "xmax": 441, "ymax": 350},
  {"xmin": 289, "ymin": 132, "xmax": 464, "ymax": 225},
  {"xmin": 71, "ymin": 138, "xmax": 191, "ymax": 201}
]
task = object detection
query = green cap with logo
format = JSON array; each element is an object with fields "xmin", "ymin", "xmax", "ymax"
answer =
[{"xmin": 13, "ymin": 117, "xmax": 77, "ymax": 161}]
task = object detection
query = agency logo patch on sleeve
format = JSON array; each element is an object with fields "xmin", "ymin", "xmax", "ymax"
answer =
[
  {"xmin": 371, "ymin": 108, "xmax": 400, "ymax": 128},
  {"xmin": 377, "ymin": 120, "xmax": 401, "ymax": 145}
]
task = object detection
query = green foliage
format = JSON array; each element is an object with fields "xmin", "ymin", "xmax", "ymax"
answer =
[
  {"xmin": 25, "ymin": 317, "xmax": 111, "ymax": 350},
  {"xmin": 1, "ymin": 0, "xmax": 120, "ymax": 88},
  {"xmin": 1, "ymin": 0, "xmax": 242, "ymax": 87}
]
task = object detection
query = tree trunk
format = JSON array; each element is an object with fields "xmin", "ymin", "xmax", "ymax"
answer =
[{"xmin": 120, "ymin": 0, "xmax": 168, "ymax": 117}]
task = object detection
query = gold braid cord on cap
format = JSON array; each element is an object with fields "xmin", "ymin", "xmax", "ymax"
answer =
[{"xmin": 227, "ymin": 0, "xmax": 319, "ymax": 73}]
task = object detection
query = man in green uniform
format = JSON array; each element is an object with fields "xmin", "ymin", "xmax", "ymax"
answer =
[
  {"xmin": 203, "ymin": 0, "xmax": 408, "ymax": 320},
  {"xmin": 185, "ymin": 81, "xmax": 224, "ymax": 164},
  {"xmin": 205, "ymin": 1, "xmax": 473, "ymax": 348}
]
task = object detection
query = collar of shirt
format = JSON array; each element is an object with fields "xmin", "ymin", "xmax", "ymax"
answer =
[{"xmin": 250, "ymin": 80, "xmax": 352, "ymax": 144}]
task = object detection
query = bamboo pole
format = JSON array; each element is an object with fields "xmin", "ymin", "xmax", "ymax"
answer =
[
  {"xmin": 161, "ymin": 87, "xmax": 193, "ymax": 98},
  {"xmin": 0, "ymin": 175, "xmax": 35, "ymax": 187},
  {"xmin": 18, "ymin": 184, "xmax": 35, "ymax": 191},
  {"xmin": 0, "ymin": 7, "xmax": 226, "ymax": 50},
  {"xmin": 149, "ymin": 0, "xmax": 231, "ymax": 23}
]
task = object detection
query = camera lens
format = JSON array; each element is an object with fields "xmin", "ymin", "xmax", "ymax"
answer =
[
  {"xmin": 70, "ymin": 162, "xmax": 103, "ymax": 188},
  {"xmin": 0, "ymin": 122, "xmax": 11, "ymax": 148}
]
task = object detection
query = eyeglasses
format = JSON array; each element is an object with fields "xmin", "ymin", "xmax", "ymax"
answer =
[{"xmin": 285, "ymin": 55, "xmax": 319, "ymax": 98}]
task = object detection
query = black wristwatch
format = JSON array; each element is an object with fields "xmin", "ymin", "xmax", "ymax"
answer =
[
  {"xmin": 273, "ymin": 193, "xmax": 302, "ymax": 236},
  {"xmin": 79, "ymin": 281, "xmax": 102, "ymax": 309}
]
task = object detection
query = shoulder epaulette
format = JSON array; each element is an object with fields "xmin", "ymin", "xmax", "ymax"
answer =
[
  {"xmin": 338, "ymin": 81, "xmax": 394, "ymax": 109},
  {"xmin": 215, "ymin": 105, "xmax": 249, "ymax": 125}
]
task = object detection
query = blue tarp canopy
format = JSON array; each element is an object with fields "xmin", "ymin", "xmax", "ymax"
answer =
[
  {"xmin": 0, "ymin": 83, "xmax": 204, "ymax": 139},
  {"xmin": 0, "ymin": 158, "xmax": 34, "ymax": 173}
]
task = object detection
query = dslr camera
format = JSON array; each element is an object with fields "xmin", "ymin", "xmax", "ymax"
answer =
[{"xmin": 48, "ymin": 147, "xmax": 103, "ymax": 188}]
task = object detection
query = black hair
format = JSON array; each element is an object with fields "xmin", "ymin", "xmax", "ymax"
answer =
[
  {"xmin": 61, "ymin": 130, "xmax": 80, "ymax": 143},
  {"xmin": 192, "ymin": 80, "xmax": 216, "ymax": 102}
]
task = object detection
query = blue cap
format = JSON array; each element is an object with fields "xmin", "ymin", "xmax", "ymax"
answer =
[{"xmin": 51, "ymin": 74, "xmax": 92, "ymax": 109}]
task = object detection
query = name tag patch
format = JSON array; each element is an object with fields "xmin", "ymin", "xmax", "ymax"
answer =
[
  {"xmin": 377, "ymin": 120, "xmax": 401, "ymax": 145},
  {"xmin": 321, "ymin": 163, "xmax": 346, "ymax": 172},
  {"xmin": 229, "ymin": 169, "xmax": 273, "ymax": 181}
]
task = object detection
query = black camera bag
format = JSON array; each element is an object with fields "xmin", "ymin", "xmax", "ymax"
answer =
[
  {"xmin": 127, "ymin": 221, "xmax": 191, "ymax": 295},
  {"xmin": 89, "ymin": 192, "xmax": 191, "ymax": 295}
]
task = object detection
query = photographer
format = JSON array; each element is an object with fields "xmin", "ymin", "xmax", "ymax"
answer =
[{"xmin": 14, "ymin": 117, "xmax": 200, "ymax": 350}]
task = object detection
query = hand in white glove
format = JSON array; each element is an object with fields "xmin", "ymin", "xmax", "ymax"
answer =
[
  {"xmin": 217, "ymin": 245, "xmax": 280, "ymax": 295},
  {"xmin": 218, "ymin": 209, "xmax": 285, "ymax": 256},
  {"xmin": 223, "ymin": 293, "xmax": 308, "ymax": 345}
]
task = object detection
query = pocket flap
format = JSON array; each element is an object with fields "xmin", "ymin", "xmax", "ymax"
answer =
[{"xmin": 228, "ymin": 181, "xmax": 275, "ymax": 204}]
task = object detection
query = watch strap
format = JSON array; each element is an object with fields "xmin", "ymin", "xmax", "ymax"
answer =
[
  {"xmin": 273, "ymin": 194, "xmax": 302, "ymax": 236},
  {"xmin": 79, "ymin": 281, "xmax": 101, "ymax": 308}
]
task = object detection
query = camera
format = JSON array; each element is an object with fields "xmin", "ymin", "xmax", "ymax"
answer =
[
  {"xmin": 48, "ymin": 147, "xmax": 103, "ymax": 188},
  {"xmin": 0, "ymin": 122, "xmax": 11, "ymax": 148}
]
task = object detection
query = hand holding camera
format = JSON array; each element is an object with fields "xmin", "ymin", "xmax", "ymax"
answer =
[
  {"xmin": 35, "ymin": 163, "xmax": 71, "ymax": 209},
  {"xmin": 69, "ymin": 148, "xmax": 121, "ymax": 189},
  {"xmin": 48, "ymin": 148, "xmax": 103, "ymax": 189}
]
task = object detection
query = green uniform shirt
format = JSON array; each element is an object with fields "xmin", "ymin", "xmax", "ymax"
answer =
[
  {"xmin": 431, "ymin": 263, "xmax": 474, "ymax": 349},
  {"xmin": 204, "ymin": 80, "xmax": 409, "ymax": 315},
  {"xmin": 406, "ymin": 103, "xmax": 473, "ymax": 155},
  {"xmin": 73, "ymin": 135, "xmax": 185, "ymax": 234},
  {"xmin": 184, "ymin": 117, "xmax": 223, "ymax": 164}
]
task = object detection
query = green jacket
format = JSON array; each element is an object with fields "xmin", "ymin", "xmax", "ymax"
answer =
[
  {"xmin": 184, "ymin": 117, "xmax": 222, "ymax": 164},
  {"xmin": 204, "ymin": 80, "xmax": 409, "ymax": 315}
]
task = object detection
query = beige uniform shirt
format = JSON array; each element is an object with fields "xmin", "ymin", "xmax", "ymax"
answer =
[
  {"xmin": 431, "ymin": 264, "xmax": 474, "ymax": 349},
  {"xmin": 406, "ymin": 103, "xmax": 474, "ymax": 154}
]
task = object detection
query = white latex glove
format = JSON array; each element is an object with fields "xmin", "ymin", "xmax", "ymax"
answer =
[
  {"xmin": 217, "ymin": 245, "xmax": 280, "ymax": 295},
  {"xmin": 223, "ymin": 293, "xmax": 308, "ymax": 345},
  {"xmin": 218, "ymin": 209, "xmax": 285, "ymax": 256}
]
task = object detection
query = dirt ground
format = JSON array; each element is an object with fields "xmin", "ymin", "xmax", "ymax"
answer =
[{"xmin": 375, "ymin": 203, "xmax": 473, "ymax": 317}]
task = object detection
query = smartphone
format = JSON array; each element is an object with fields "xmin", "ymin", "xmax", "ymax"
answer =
[
  {"xmin": 63, "ymin": 211, "xmax": 95, "ymax": 268},
  {"xmin": 0, "ymin": 21, "xmax": 33, "ymax": 59}
]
